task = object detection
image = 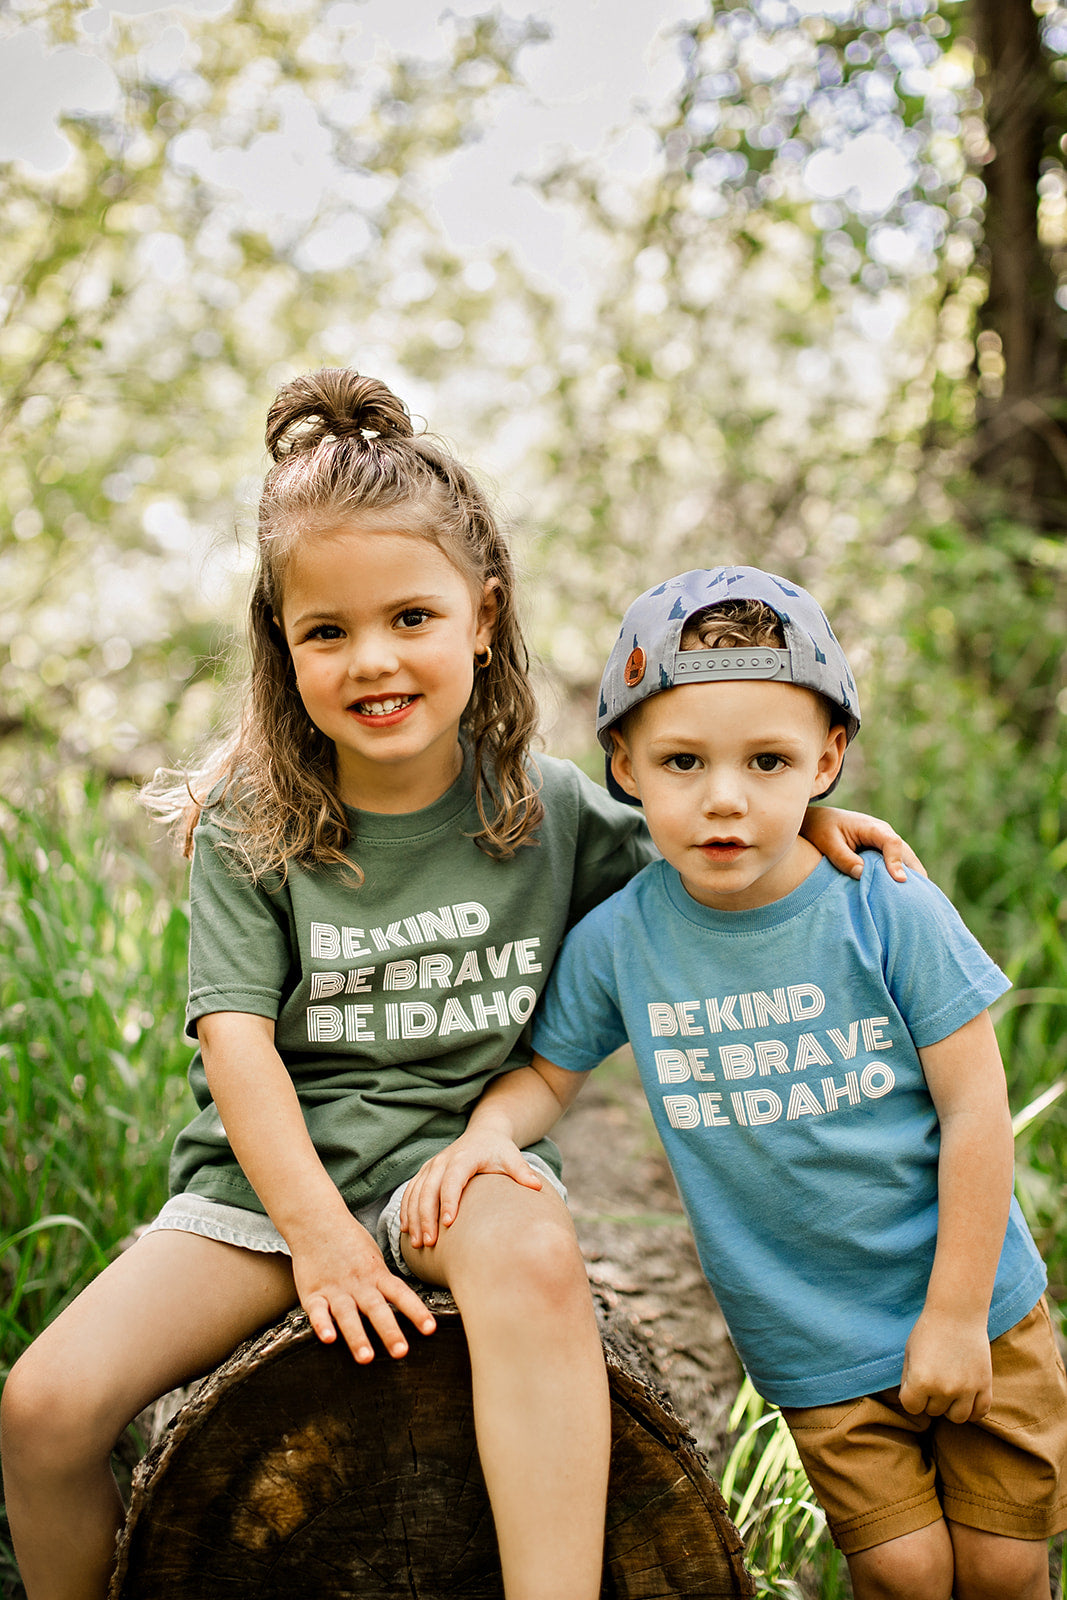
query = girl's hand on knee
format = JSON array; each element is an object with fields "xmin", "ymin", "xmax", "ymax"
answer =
[
  {"xmin": 291, "ymin": 1221, "xmax": 435, "ymax": 1364},
  {"xmin": 801, "ymin": 805, "xmax": 927, "ymax": 884},
  {"xmin": 401, "ymin": 1134, "xmax": 542, "ymax": 1250}
]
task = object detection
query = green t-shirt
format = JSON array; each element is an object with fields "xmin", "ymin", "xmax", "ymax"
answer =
[{"xmin": 170, "ymin": 753, "xmax": 655, "ymax": 1210}]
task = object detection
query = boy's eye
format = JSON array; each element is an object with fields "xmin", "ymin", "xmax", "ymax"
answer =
[
  {"xmin": 751, "ymin": 753, "xmax": 786, "ymax": 773},
  {"xmin": 665, "ymin": 752, "xmax": 701, "ymax": 773}
]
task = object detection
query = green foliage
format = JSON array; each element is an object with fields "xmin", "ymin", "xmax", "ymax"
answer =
[{"xmin": 0, "ymin": 776, "xmax": 191, "ymax": 1378}]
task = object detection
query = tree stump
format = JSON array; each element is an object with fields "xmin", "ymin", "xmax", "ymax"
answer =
[{"xmin": 109, "ymin": 1292, "xmax": 753, "ymax": 1599}]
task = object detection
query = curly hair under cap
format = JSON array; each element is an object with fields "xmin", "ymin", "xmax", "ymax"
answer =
[{"xmin": 153, "ymin": 367, "xmax": 544, "ymax": 877}]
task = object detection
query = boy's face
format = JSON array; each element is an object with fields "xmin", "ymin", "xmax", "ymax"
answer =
[{"xmin": 609, "ymin": 679, "xmax": 847, "ymax": 912}]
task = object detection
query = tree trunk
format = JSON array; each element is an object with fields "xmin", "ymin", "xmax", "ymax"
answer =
[
  {"xmin": 108, "ymin": 1292, "xmax": 753, "ymax": 1599},
  {"xmin": 970, "ymin": 0, "xmax": 1067, "ymax": 518}
]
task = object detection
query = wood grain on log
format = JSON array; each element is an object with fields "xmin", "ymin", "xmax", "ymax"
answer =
[{"xmin": 110, "ymin": 1293, "xmax": 753, "ymax": 1599}]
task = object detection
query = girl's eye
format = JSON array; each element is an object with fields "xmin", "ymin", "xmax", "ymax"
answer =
[
  {"xmin": 307, "ymin": 623, "xmax": 343, "ymax": 641},
  {"xmin": 665, "ymin": 752, "xmax": 700, "ymax": 773},
  {"xmin": 397, "ymin": 608, "xmax": 432, "ymax": 629},
  {"xmin": 752, "ymin": 753, "xmax": 786, "ymax": 773}
]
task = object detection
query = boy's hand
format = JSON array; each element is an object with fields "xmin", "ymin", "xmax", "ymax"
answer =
[
  {"xmin": 401, "ymin": 1131, "xmax": 543, "ymax": 1250},
  {"xmin": 898, "ymin": 1307, "xmax": 993, "ymax": 1423},
  {"xmin": 801, "ymin": 805, "xmax": 927, "ymax": 884},
  {"xmin": 290, "ymin": 1214, "xmax": 436, "ymax": 1364}
]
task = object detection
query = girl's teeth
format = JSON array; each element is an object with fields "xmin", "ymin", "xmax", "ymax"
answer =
[{"xmin": 359, "ymin": 697, "xmax": 410, "ymax": 715}]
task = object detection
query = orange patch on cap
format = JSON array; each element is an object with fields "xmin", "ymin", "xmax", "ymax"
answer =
[{"xmin": 624, "ymin": 646, "xmax": 646, "ymax": 687}]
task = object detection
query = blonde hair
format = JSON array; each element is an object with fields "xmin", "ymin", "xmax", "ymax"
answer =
[
  {"xmin": 680, "ymin": 598, "xmax": 785, "ymax": 651},
  {"xmin": 148, "ymin": 368, "xmax": 543, "ymax": 877}
]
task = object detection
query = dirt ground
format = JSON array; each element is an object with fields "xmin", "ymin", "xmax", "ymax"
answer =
[{"xmin": 551, "ymin": 1048, "xmax": 742, "ymax": 1472}]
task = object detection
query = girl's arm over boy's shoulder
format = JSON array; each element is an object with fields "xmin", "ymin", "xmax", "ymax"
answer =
[{"xmin": 800, "ymin": 805, "xmax": 926, "ymax": 884}]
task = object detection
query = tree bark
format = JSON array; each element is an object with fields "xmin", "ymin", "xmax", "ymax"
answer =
[
  {"xmin": 108, "ymin": 1293, "xmax": 753, "ymax": 1600},
  {"xmin": 970, "ymin": 0, "xmax": 1067, "ymax": 517}
]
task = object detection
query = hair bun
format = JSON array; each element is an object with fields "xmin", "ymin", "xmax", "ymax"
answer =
[{"xmin": 265, "ymin": 368, "xmax": 413, "ymax": 462}]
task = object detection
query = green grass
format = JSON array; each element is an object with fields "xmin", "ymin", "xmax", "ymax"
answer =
[{"xmin": 0, "ymin": 777, "xmax": 192, "ymax": 1380}]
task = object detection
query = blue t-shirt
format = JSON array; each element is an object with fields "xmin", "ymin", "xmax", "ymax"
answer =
[{"xmin": 532, "ymin": 853, "xmax": 1046, "ymax": 1407}]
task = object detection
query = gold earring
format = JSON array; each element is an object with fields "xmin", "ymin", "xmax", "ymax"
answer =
[{"xmin": 475, "ymin": 644, "xmax": 493, "ymax": 669}]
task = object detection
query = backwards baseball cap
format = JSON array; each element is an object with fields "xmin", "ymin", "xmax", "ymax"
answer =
[{"xmin": 597, "ymin": 566, "xmax": 860, "ymax": 805}]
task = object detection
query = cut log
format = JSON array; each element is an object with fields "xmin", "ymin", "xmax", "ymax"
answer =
[{"xmin": 110, "ymin": 1292, "xmax": 754, "ymax": 1599}]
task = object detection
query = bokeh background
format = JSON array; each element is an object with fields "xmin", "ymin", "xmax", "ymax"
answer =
[{"xmin": 1, "ymin": 2, "xmax": 1065, "ymax": 1594}]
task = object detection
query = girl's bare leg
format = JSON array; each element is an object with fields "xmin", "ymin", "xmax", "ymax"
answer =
[
  {"xmin": 403, "ymin": 1175, "xmax": 610, "ymax": 1600},
  {"xmin": 1, "ymin": 1230, "xmax": 298, "ymax": 1600}
]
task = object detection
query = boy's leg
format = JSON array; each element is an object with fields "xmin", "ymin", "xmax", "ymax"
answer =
[
  {"xmin": 845, "ymin": 1522, "xmax": 954, "ymax": 1600},
  {"xmin": 1, "ymin": 1229, "xmax": 297, "ymax": 1600},
  {"xmin": 947, "ymin": 1524, "xmax": 1051, "ymax": 1600},
  {"xmin": 402, "ymin": 1173, "xmax": 610, "ymax": 1600}
]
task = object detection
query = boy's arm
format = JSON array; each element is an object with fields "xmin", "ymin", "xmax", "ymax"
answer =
[
  {"xmin": 801, "ymin": 806, "xmax": 926, "ymax": 883},
  {"xmin": 401, "ymin": 1056, "xmax": 590, "ymax": 1249},
  {"xmin": 898, "ymin": 1009, "xmax": 1015, "ymax": 1423},
  {"xmin": 198, "ymin": 1011, "xmax": 436, "ymax": 1361}
]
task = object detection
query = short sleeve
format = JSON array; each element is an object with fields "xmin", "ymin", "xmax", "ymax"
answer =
[
  {"xmin": 531, "ymin": 897, "xmax": 630, "ymax": 1071},
  {"xmin": 564, "ymin": 764, "xmax": 657, "ymax": 929},
  {"xmin": 862, "ymin": 860, "xmax": 1010, "ymax": 1048},
  {"xmin": 185, "ymin": 815, "xmax": 294, "ymax": 1036}
]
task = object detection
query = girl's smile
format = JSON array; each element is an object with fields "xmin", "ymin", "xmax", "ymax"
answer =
[{"xmin": 279, "ymin": 525, "xmax": 497, "ymax": 813}]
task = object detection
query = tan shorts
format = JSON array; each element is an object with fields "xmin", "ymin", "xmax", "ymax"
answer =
[{"xmin": 780, "ymin": 1299, "xmax": 1067, "ymax": 1555}]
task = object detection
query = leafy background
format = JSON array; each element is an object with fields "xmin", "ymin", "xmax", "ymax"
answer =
[{"xmin": 1, "ymin": 2, "xmax": 1065, "ymax": 1595}]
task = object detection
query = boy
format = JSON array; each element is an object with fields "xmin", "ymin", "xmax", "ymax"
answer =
[{"xmin": 404, "ymin": 567, "xmax": 1067, "ymax": 1600}]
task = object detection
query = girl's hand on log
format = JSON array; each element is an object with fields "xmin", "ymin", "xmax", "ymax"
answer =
[
  {"xmin": 291, "ymin": 1218, "xmax": 436, "ymax": 1364},
  {"xmin": 800, "ymin": 805, "xmax": 927, "ymax": 884},
  {"xmin": 401, "ymin": 1133, "xmax": 543, "ymax": 1250}
]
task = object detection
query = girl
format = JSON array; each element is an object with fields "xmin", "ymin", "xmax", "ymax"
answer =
[{"xmin": 0, "ymin": 367, "xmax": 917, "ymax": 1600}]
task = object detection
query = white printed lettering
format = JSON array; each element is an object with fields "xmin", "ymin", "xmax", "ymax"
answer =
[
  {"xmin": 508, "ymin": 986, "xmax": 537, "ymax": 1023},
  {"xmin": 344, "ymin": 1004, "xmax": 375, "ymax": 1042},
  {"xmin": 514, "ymin": 938, "xmax": 542, "ymax": 975},
  {"xmin": 655, "ymin": 1049, "xmax": 691, "ymax": 1084},
  {"xmin": 822, "ymin": 1071, "xmax": 862, "ymax": 1112},
  {"xmin": 755, "ymin": 1040, "xmax": 790, "ymax": 1076},
  {"xmin": 705, "ymin": 995, "xmax": 741, "ymax": 1032},
  {"xmin": 743, "ymin": 1089, "xmax": 782, "ymax": 1126},
  {"xmin": 383, "ymin": 960, "xmax": 417, "ymax": 991},
  {"xmin": 307, "ymin": 1005, "xmax": 343, "ymax": 1043},
  {"xmin": 310, "ymin": 923, "xmax": 340, "ymax": 960},
  {"xmin": 310, "ymin": 971, "xmax": 344, "ymax": 1001},
  {"xmin": 439, "ymin": 997, "xmax": 475, "ymax": 1036},
  {"xmin": 786, "ymin": 1082, "xmax": 825, "ymax": 1119},
  {"xmin": 399, "ymin": 1002, "xmax": 436, "ymax": 1039},
  {"xmin": 454, "ymin": 949, "xmax": 482, "ymax": 986},
  {"xmin": 345, "ymin": 967, "xmax": 373, "ymax": 994},
  {"xmin": 720, "ymin": 1044, "xmax": 756, "ymax": 1080},
  {"xmin": 454, "ymin": 901, "xmax": 490, "ymax": 936},
  {"xmin": 787, "ymin": 984, "xmax": 825, "ymax": 1019},
  {"xmin": 470, "ymin": 991, "xmax": 510, "ymax": 1030},
  {"xmin": 664, "ymin": 1095, "xmax": 701, "ymax": 1129},
  {"xmin": 827, "ymin": 1023, "xmax": 860, "ymax": 1059},
  {"xmin": 862, "ymin": 1016, "xmax": 893, "ymax": 1052},
  {"xmin": 794, "ymin": 1033, "xmax": 833, "ymax": 1072},
  {"xmin": 860, "ymin": 1064, "xmax": 895, "ymax": 1098},
  {"xmin": 698, "ymin": 1092, "xmax": 730, "ymax": 1126},
  {"xmin": 752, "ymin": 989, "xmax": 790, "ymax": 1026},
  {"xmin": 418, "ymin": 906, "xmax": 457, "ymax": 941},
  {"xmin": 486, "ymin": 944, "xmax": 513, "ymax": 978},
  {"xmin": 648, "ymin": 1003, "xmax": 679, "ymax": 1036},
  {"xmin": 419, "ymin": 953, "xmax": 454, "ymax": 989},
  {"xmin": 341, "ymin": 928, "xmax": 370, "ymax": 960}
]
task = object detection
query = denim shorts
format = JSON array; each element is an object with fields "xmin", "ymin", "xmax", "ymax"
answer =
[{"xmin": 147, "ymin": 1151, "xmax": 567, "ymax": 1278}]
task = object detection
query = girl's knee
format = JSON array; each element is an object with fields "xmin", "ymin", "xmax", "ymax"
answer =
[
  {"xmin": 457, "ymin": 1208, "xmax": 591, "ymax": 1320},
  {"xmin": 2, "ymin": 1344, "xmax": 122, "ymax": 1475}
]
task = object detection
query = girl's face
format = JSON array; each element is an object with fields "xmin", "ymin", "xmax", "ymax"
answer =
[{"xmin": 278, "ymin": 524, "xmax": 497, "ymax": 813}]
